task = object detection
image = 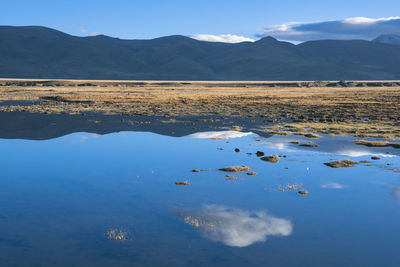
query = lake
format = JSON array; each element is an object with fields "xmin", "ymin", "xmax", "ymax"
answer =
[{"xmin": 0, "ymin": 117, "xmax": 399, "ymax": 266}]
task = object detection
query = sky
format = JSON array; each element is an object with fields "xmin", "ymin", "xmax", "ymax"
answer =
[{"xmin": 1, "ymin": 0, "xmax": 400, "ymax": 43}]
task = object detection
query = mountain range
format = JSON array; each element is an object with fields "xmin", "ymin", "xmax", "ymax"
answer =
[
  {"xmin": 1, "ymin": 26, "xmax": 400, "ymax": 80},
  {"xmin": 373, "ymin": 34, "xmax": 400, "ymax": 46}
]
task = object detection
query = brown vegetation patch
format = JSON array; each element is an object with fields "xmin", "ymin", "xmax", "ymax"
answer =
[
  {"xmin": 261, "ymin": 155, "xmax": 280, "ymax": 163},
  {"xmin": 324, "ymin": 160, "xmax": 360, "ymax": 168},
  {"xmin": 298, "ymin": 190, "xmax": 309, "ymax": 195},
  {"xmin": 219, "ymin": 166, "xmax": 252, "ymax": 172},
  {"xmin": 355, "ymin": 140, "xmax": 400, "ymax": 148},
  {"xmin": 175, "ymin": 181, "xmax": 190, "ymax": 185}
]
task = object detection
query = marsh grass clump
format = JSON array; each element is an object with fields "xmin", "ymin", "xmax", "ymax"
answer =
[
  {"xmin": 299, "ymin": 142, "xmax": 320, "ymax": 147},
  {"xmin": 106, "ymin": 228, "xmax": 129, "ymax": 242},
  {"xmin": 355, "ymin": 140, "xmax": 400, "ymax": 149},
  {"xmin": 232, "ymin": 125, "xmax": 243, "ymax": 131},
  {"xmin": 219, "ymin": 166, "xmax": 252, "ymax": 172},
  {"xmin": 282, "ymin": 122, "xmax": 400, "ymax": 139},
  {"xmin": 192, "ymin": 169, "xmax": 205, "ymax": 173},
  {"xmin": 324, "ymin": 160, "xmax": 359, "ymax": 168},
  {"xmin": 278, "ymin": 184, "xmax": 301, "ymax": 192},
  {"xmin": 293, "ymin": 132, "xmax": 321, "ymax": 139},
  {"xmin": 211, "ymin": 137, "xmax": 226, "ymax": 140},
  {"xmin": 175, "ymin": 181, "xmax": 190, "ymax": 185}
]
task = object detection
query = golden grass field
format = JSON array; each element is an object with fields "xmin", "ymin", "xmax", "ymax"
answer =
[{"xmin": 1, "ymin": 79, "xmax": 399, "ymax": 138}]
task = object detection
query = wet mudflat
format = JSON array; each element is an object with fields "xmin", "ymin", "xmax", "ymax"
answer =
[{"xmin": 0, "ymin": 123, "xmax": 399, "ymax": 266}]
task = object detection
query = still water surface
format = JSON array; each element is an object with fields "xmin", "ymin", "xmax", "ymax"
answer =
[{"xmin": 0, "ymin": 130, "xmax": 399, "ymax": 266}]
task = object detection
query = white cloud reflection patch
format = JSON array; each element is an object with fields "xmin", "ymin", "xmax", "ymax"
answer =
[
  {"xmin": 394, "ymin": 187, "xmax": 400, "ymax": 200},
  {"xmin": 336, "ymin": 150, "xmax": 396, "ymax": 158},
  {"xmin": 182, "ymin": 205, "xmax": 292, "ymax": 247},
  {"xmin": 189, "ymin": 131, "xmax": 253, "ymax": 140},
  {"xmin": 321, "ymin": 183, "xmax": 344, "ymax": 189}
]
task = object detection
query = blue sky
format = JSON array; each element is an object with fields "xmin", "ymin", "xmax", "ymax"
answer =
[{"xmin": 1, "ymin": 0, "xmax": 400, "ymax": 42}]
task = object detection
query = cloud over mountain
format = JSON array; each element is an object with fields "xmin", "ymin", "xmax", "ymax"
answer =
[
  {"xmin": 259, "ymin": 16, "xmax": 400, "ymax": 42},
  {"xmin": 191, "ymin": 34, "xmax": 255, "ymax": 43}
]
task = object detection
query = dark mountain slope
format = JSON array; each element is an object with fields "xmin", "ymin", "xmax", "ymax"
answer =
[
  {"xmin": 1, "ymin": 26, "xmax": 400, "ymax": 80},
  {"xmin": 373, "ymin": 34, "xmax": 400, "ymax": 46}
]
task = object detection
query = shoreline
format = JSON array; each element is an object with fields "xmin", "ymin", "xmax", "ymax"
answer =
[{"xmin": 1, "ymin": 79, "xmax": 399, "ymax": 139}]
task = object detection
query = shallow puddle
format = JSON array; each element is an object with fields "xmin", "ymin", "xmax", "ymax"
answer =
[{"xmin": 0, "ymin": 128, "xmax": 399, "ymax": 266}]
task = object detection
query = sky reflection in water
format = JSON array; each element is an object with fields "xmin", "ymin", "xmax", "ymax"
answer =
[{"xmin": 0, "ymin": 130, "xmax": 399, "ymax": 266}]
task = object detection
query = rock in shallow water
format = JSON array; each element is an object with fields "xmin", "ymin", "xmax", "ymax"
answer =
[
  {"xmin": 175, "ymin": 181, "xmax": 190, "ymax": 185},
  {"xmin": 219, "ymin": 166, "xmax": 252, "ymax": 172},
  {"xmin": 324, "ymin": 160, "xmax": 359, "ymax": 168},
  {"xmin": 261, "ymin": 155, "xmax": 280, "ymax": 163}
]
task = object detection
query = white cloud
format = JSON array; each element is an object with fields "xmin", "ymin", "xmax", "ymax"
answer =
[
  {"xmin": 182, "ymin": 205, "xmax": 292, "ymax": 247},
  {"xmin": 259, "ymin": 16, "xmax": 400, "ymax": 42},
  {"xmin": 343, "ymin": 16, "xmax": 400, "ymax": 24},
  {"xmin": 191, "ymin": 34, "xmax": 255, "ymax": 43},
  {"xmin": 189, "ymin": 130, "xmax": 253, "ymax": 139},
  {"xmin": 79, "ymin": 27, "xmax": 98, "ymax": 36}
]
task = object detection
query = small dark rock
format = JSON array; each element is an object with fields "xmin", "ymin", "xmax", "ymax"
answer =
[
  {"xmin": 298, "ymin": 190, "xmax": 309, "ymax": 195},
  {"xmin": 175, "ymin": 181, "xmax": 190, "ymax": 186},
  {"xmin": 255, "ymin": 151, "xmax": 265, "ymax": 157}
]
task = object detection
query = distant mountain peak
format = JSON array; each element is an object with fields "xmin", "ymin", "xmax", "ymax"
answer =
[
  {"xmin": 255, "ymin": 36, "xmax": 278, "ymax": 43},
  {"xmin": 373, "ymin": 34, "xmax": 400, "ymax": 46}
]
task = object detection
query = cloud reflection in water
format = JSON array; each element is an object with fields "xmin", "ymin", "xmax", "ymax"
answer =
[
  {"xmin": 394, "ymin": 187, "xmax": 400, "ymax": 200},
  {"xmin": 189, "ymin": 131, "xmax": 253, "ymax": 140},
  {"xmin": 182, "ymin": 205, "xmax": 292, "ymax": 247},
  {"xmin": 321, "ymin": 183, "xmax": 344, "ymax": 189}
]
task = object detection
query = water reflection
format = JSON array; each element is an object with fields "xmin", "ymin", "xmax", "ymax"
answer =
[
  {"xmin": 336, "ymin": 150, "xmax": 395, "ymax": 158},
  {"xmin": 1, "ymin": 124, "xmax": 400, "ymax": 265},
  {"xmin": 394, "ymin": 187, "xmax": 400, "ymax": 200},
  {"xmin": 181, "ymin": 205, "xmax": 292, "ymax": 247},
  {"xmin": 256, "ymin": 134, "xmax": 400, "ymax": 157},
  {"xmin": 321, "ymin": 183, "xmax": 344, "ymax": 189},
  {"xmin": 189, "ymin": 131, "xmax": 253, "ymax": 139}
]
